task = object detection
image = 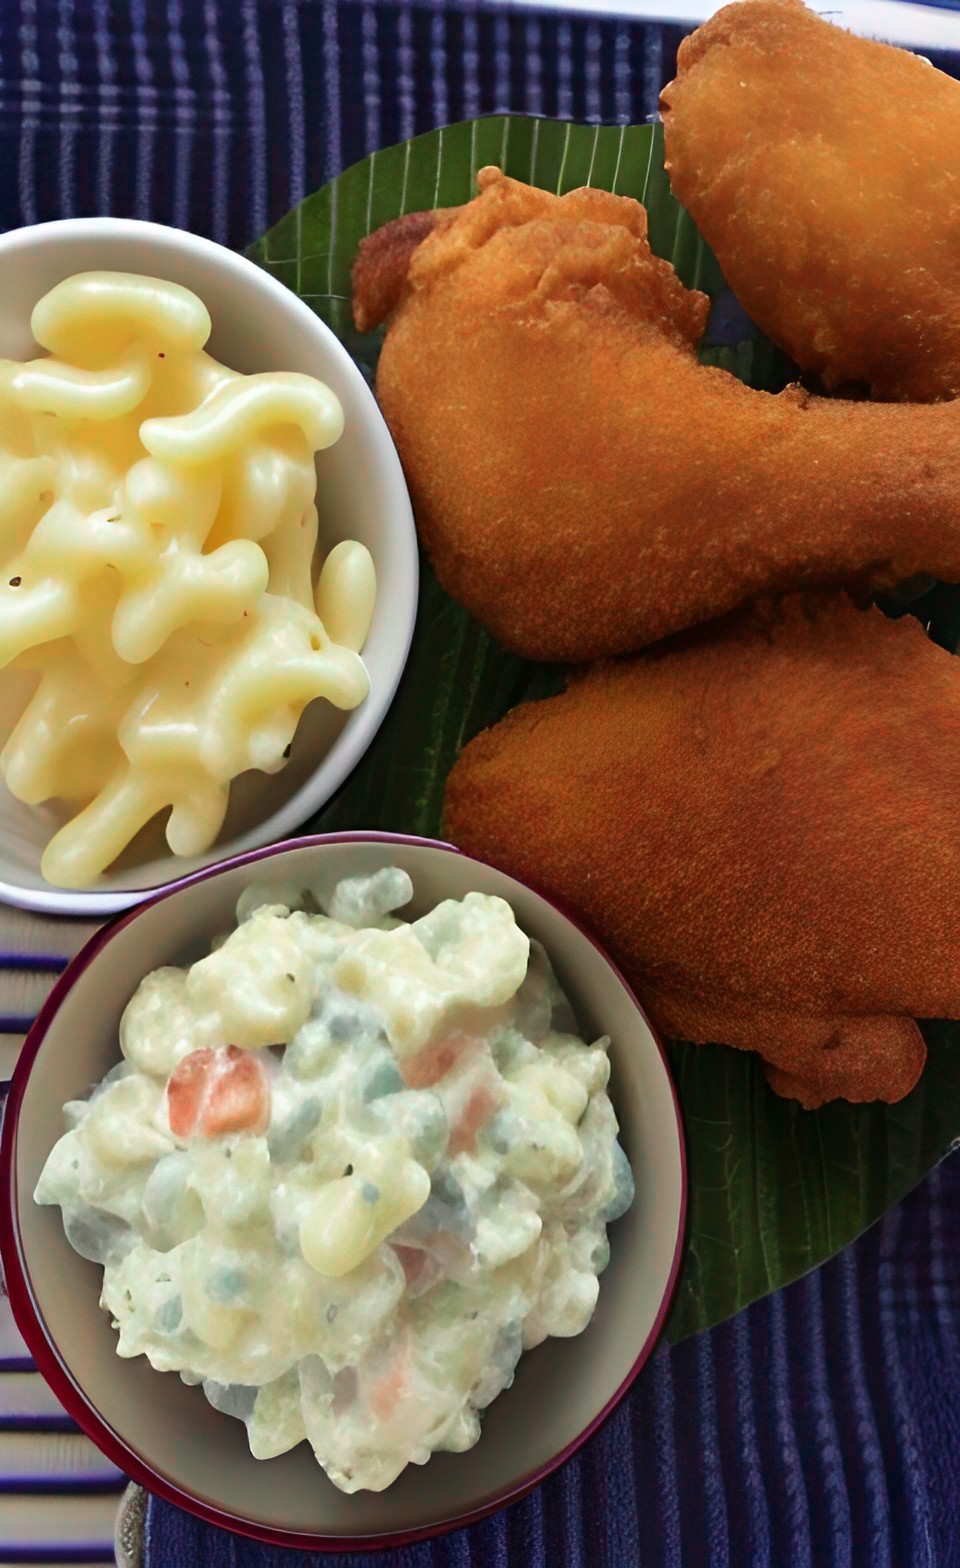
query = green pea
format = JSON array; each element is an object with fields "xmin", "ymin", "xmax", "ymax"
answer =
[
  {"xmin": 155, "ymin": 1296, "xmax": 183, "ymax": 1334},
  {"xmin": 362, "ymin": 1059, "xmax": 405, "ymax": 1101}
]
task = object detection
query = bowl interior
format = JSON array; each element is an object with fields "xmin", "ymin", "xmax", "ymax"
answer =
[
  {"xmin": 0, "ymin": 222, "xmax": 416, "ymax": 909},
  {"xmin": 9, "ymin": 838, "xmax": 684, "ymax": 1545}
]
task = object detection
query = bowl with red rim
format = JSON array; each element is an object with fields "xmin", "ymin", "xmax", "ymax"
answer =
[{"xmin": 0, "ymin": 832, "xmax": 685, "ymax": 1552}]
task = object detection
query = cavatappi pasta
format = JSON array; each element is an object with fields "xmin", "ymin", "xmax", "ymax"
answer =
[
  {"xmin": 0, "ymin": 272, "xmax": 376, "ymax": 887},
  {"xmin": 35, "ymin": 869, "xmax": 635, "ymax": 1493}
]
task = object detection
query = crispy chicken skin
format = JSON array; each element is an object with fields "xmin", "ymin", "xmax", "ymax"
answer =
[
  {"xmin": 661, "ymin": 0, "xmax": 960, "ymax": 402},
  {"xmin": 354, "ymin": 170, "xmax": 960, "ymax": 662},
  {"xmin": 443, "ymin": 596, "xmax": 960, "ymax": 1107}
]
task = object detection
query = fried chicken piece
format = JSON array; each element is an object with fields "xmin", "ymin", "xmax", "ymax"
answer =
[
  {"xmin": 354, "ymin": 170, "xmax": 960, "ymax": 661},
  {"xmin": 443, "ymin": 595, "xmax": 960, "ymax": 1107},
  {"xmin": 661, "ymin": 0, "xmax": 960, "ymax": 402}
]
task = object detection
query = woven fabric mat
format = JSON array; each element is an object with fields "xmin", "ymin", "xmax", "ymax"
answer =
[{"xmin": 2, "ymin": 4, "xmax": 960, "ymax": 1565}]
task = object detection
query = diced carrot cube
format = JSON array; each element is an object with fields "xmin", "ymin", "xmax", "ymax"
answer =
[
  {"xmin": 448, "ymin": 1079, "xmax": 503, "ymax": 1156},
  {"xmin": 167, "ymin": 1045, "xmax": 270, "ymax": 1139},
  {"xmin": 369, "ymin": 1333, "xmax": 412, "ymax": 1421},
  {"xmin": 402, "ymin": 1031, "xmax": 477, "ymax": 1089}
]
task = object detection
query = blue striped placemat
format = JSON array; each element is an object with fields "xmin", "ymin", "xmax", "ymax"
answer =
[
  {"xmin": 0, "ymin": 1293, "xmax": 125, "ymax": 1566},
  {"xmin": 0, "ymin": 910, "xmax": 118, "ymax": 1565},
  {"xmin": 2, "ymin": 3, "xmax": 960, "ymax": 1565}
]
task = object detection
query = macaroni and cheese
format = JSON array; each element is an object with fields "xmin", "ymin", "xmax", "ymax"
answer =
[
  {"xmin": 0, "ymin": 272, "xmax": 376, "ymax": 887},
  {"xmin": 36, "ymin": 869, "xmax": 635, "ymax": 1493}
]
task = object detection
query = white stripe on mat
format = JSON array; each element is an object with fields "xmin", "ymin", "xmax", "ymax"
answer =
[
  {"xmin": 0, "ymin": 1489, "xmax": 122, "ymax": 1544},
  {"xmin": 506, "ymin": 0, "xmax": 960, "ymax": 50}
]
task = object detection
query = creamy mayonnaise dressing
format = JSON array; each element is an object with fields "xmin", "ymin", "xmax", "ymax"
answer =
[{"xmin": 35, "ymin": 868, "xmax": 634, "ymax": 1492}]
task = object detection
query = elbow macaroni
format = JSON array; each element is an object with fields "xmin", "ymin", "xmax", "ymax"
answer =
[
  {"xmin": 35, "ymin": 871, "xmax": 635, "ymax": 1494},
  {"xmin": 0, "ymin": 272, "xmax": 377, "ymax": 887},
  {"xmin": 299, "ymin": 1140, "xmax": 431, "ymax": 1278}
]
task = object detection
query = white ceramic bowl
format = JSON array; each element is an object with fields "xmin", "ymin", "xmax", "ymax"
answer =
[
  {"xmin": 0, "ymin": 834, "xmax": 686, "ymax": 1552},
  {"xmin": 0, "ymin": 219, "xmax": 418, "ymax": 917}
]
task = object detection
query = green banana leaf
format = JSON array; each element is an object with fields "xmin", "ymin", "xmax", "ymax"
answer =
[{"xmin": 249, "ymin": 115, "xmax": 960, "ymax": 1343}]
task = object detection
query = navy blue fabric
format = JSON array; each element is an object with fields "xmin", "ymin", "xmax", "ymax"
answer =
[
  {"xmin": 0, "ymin": 0, "xmax": 696, "ymax": 247},
  {"xmin": 2, "ymin": 1, "xmax": 960, "ymax": 1562}
]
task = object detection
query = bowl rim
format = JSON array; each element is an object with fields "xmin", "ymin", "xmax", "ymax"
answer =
[
  {"xmin": 0, "ymin": 830, "xmax": 688, "ymax": 1553},
  {"xmin": 0, "ymin": 218, "xmax": 419, "ymax": 919}
]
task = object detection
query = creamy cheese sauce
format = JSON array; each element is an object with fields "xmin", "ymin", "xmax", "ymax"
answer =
[
  {"xmin": 35, "ymin": 868, "xmax": 634, "ymax": 1492},
  {"xmin": 0, "ymin": 272, "xmax": 375, "ymax": 888}
]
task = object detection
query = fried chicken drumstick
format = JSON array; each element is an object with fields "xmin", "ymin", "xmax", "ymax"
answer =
[
  {"xmin": 444, "ymin": 596, "xmax": 960, "ymax": 1107},
  {"xmin": 661, "ymin": 0, "xmax": 960, "ymax": 402},
  {"xmin": 354, "ymin": 171, "xmax": 960, "ymax": 662}
]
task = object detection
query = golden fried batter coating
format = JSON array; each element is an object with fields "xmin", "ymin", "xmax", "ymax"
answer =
[
  {"xmin": 354, "ymin": 170, "xmax": 960, "ymax": 662},
  {"xmin": 443, "ymin": 596, "xmax": 960, "ymax": 1107},
  {"xmin": 661, "ymin": 0, "xmax": 960, "ymax": 402}
]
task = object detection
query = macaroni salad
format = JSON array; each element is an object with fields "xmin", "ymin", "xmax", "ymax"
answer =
[{"xmin": 35, "ymin": 868, "xmax": 634, "ymax": 1492}]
